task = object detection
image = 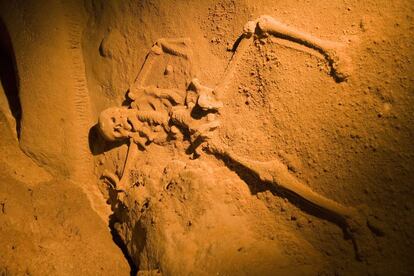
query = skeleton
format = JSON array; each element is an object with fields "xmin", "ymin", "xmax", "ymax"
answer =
[{"xmin": 98, "ymin": 16, "xmax": 377, "ymax": 260}]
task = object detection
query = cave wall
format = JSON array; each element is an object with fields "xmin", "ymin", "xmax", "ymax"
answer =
[{"xmin": 0, "ymin": 0, "xmax": 413, "ymax": 274}]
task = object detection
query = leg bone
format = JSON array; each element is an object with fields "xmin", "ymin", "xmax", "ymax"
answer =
[
  {"xmin": 211, "ymin": 146, "xmax": 356, "ymax": 224},
  {"xmin": 253, "ymin": 15, "xmax": 352, "ymax": 81}
]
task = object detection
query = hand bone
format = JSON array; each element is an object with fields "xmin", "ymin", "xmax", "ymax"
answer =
[{"xmin": 190, "ymin": 78, "xmax": 223, "ymax": 111}]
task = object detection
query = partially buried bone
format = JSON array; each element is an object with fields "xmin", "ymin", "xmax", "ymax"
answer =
[
  {"xmin": 98, "ymin": 79, "xmax": 223, "ymax": 191},
  {"xmin": 98, "ymin": 107, "xmax": 169, "ymax": 142},
  {"xmin": 99, "ymin": 107, "xmax": 170, "ymax": 191},
  {"xmin": 128, "ymin": 37, "xmax": 196, "ymax": 103},
  {"xmin": 152, "ymin": 38, "xmax": 192, "ymax": 59},
  {"xmin": 243, "ymin": 15, "xmax": 352, "ymax": 82},
  {"xmin": 190, "ymin": 78, "xmax": 223, "ymax": 111},
  {"xmin": 205, "ymin": 141, "xmax": 374, "ymax": 260},
  {"xmin": 207, "ymin": 143, "xmax": 355, "ymax": 223},
  {"xmin": 129, "ymin": 85, "xmax": 185, "ymax": 106}
]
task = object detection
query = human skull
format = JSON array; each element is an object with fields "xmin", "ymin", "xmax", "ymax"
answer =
[{"xmin": 98, "ymin": 107, "xmax": 132, "ymax": 141}]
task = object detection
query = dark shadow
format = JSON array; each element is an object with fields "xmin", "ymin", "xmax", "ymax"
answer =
[
  {"xmin": 230, "ymin": 33, "xmax": 246, "ymax": 52},
  {"xmin": 109, "ymin": 214, "xmax": 138, "ymax": 276},
  {"xmin": 189, "ymin": 105, "xmax": 218, "ymax": 120},
  {"xmin": 0, "ymin": 17, "xmax": 21, "ymax": 139},
  {"xmin": 122, "ymin": 90, "xmax": 133, "ymax": 107}
]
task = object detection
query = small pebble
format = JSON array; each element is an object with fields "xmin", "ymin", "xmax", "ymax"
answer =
[{"xmin": 164, "ymin": 65, "xmax": 174, "ymax": 75}]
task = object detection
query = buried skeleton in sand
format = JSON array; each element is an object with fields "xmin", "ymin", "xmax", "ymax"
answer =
[{"xmin": 98, "ymin": 15, "xmax": 379, "ymax": 260}]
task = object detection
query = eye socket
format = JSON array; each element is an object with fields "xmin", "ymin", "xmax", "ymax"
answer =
[{"xmin": 111, "ymin": 117, "xmax": 116, "ymax": 123}]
